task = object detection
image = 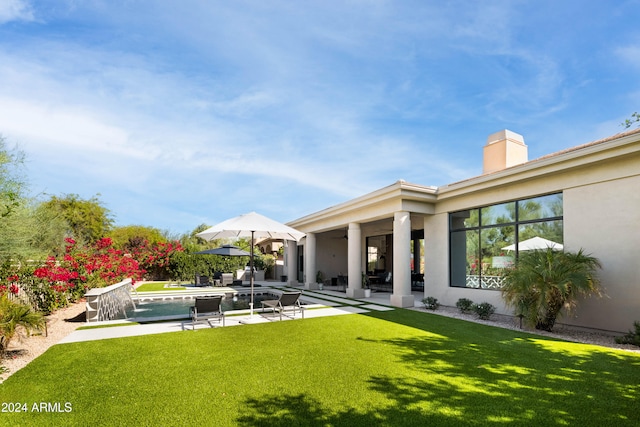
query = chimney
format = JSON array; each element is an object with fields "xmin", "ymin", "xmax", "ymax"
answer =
[{"xmin": 482, "ymin": 129, "xmax": 528, "ymax": 174}]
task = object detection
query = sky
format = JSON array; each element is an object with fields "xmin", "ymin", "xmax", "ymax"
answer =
[{"xmin": 1, "ymin": 0, "xmax": 639, "ymax": 235}]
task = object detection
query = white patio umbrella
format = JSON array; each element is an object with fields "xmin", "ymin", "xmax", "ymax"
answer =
[
  {"xmin": 502, "ymin": 236, "xmax": 564, "ymax": 252},
  {"xmin": 195, "ymin": 212, "xmax": 305, "ymax": 317}
]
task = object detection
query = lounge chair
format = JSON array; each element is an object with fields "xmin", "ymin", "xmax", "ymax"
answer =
[
  {"xmin": 212, "ymin": 272, "xmax": 222, "ymax": 286},
  {"xmin": 190, "ymin": 296, "xmax": 225, "ymax": 329},
  {"xmin": 221, "ymin": 273, "xmax": 234, "ymax": 286},
  {"xmin": 195, "ymin": 274, "xmax": 212, "ymax": 287},
  {"xmin": 261, "ymin": 291, "xmax": 305, "ymax": 321}
]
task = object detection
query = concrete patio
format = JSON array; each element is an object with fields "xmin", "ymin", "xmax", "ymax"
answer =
[{"xmin": 59, "ymin": 281, "xmax": 424, "ymax": 344}]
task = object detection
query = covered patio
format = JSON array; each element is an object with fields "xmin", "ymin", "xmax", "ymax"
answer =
[{"xmin": 286, "ymin": 180, "xmax": 436, "ymax": 308}]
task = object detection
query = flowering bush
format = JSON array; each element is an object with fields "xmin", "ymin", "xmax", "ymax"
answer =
[
  {"xmin": 32, "ymin": 237, "xmax": 144, "ymax": 298},
  {"xmin": 0, "ymin": 264, "xmax": 60, "ymax": 314},
  {"xmin": 0, "ymin": 237, "xmax": 183, "ymax": 313},
  {"xmin": 130, "ymin": 240, "xmax": 184, "ymax": 280},
  {"xmin": 0, "ymin": 275, "xmax": 19, "ymax": 294},
  {"xmin": 0, "ymin": 238, "xmax": 145, "ymax": 313}
]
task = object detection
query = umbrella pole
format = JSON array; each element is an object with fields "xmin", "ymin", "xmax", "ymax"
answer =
[{"xmin": 250, "ymin": 230, "xmax": 255, "ymax": 318}]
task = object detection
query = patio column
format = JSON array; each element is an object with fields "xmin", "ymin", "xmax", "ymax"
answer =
[
  {"xmin": 285, "ymin": 240, "xmax": 297, "ymax": 285},
  {"xmin": 346, "ymin": 222, "xmax": 365, "ymax": 298},
  {"xmin": 304, "ymin": 232, "xmax": 318, "ymax": 290},
  {"xmin": 391, "ymin": 211, "xmax": 414, "ymax": 307}
]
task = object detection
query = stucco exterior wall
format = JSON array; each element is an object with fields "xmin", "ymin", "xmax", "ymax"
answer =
[
  {"xmin": 290, "ymin": 129, "xmax": 640, "ymax": 333},
  {"xmin": 563, "ymin": 174, "xmax": 640, "ymax": 332},
  {"xmin": 423, "ymin": 212, "xmax": 510, "ymax": 317},
  {"xmin": 427, "ymin": 150, "xmax": 640, "ymax": 333},
  {"xmin": 315, "ymin": 233, "xmax": 349, "ymax": 281}
]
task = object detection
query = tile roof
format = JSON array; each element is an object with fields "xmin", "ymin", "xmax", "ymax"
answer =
[
  {"xmin": 444, "ymin": 127, "xmax": 640, "ymax": 188},
  {"xmin": 531, "ymin": 127, "xmax": 640, "ymax": 163}
]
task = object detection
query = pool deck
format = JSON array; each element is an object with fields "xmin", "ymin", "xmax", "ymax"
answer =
[{"xmin": 59, "ymin": 282, "xmax": 424, "ymax": 344}]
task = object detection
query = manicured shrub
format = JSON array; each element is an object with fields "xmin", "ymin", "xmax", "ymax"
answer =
[
  {"xmin": 473, "ymin": 302, "xmax": 495, "ymax": 320},
  {"xmin": 422, "ymin": 296, "xmax": 439, "ymax": 310},
  {"xmin": 456, "ymin": 298, "xmax": 474, "ymax": 313},
  {"xmin": 168, "ymin": 251, "xmax": 247, "ymax": 282},
  {"xmin": 615, "ymin": 321, "xmax": 640, "ymax": 347}
]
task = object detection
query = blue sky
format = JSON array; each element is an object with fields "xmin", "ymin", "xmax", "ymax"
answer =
[{"xmin": 1, "ymin": 0, "xmax": 639, "ymax": 235}]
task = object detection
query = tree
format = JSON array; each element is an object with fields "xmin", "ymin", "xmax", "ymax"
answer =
[
  {"xmin": 0, "ymin": 136, "xmax": 26, "ymax": 219},
  {"xmin": 0, "ymin": 204, "xmax": 36, "ymax": 260},
  {"xmin": 28, "ymin": 202, "xmax": 70, "ymax": 257},
  {"xmin": 40, "ymin": 194, "xmax": 113, "ymax": 245},
  {"xmin": 622, "ymin": 112, "xmax": 640, "ymax": 129},
  {"xmin": 108, "ymin": 225, "xmax": 167, "ymax": 251},
  {"xmin": 0, "ymin": 136, "xmax": 44, "ymax": 261},
  {"xmin": 180, "ymin": 224, "xmax": 212, "ymax": 246},
  {"xmin": 501, "ymin": 248, "xmax": 602, "ymax": 332}
]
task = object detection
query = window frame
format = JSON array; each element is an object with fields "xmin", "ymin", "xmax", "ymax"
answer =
[{"xmin": 449, "ymin": 193, "xmax": 563, "ymax": 290}]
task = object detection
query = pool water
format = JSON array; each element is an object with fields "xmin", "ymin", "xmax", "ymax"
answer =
[{"xmin": 126, "ymin": 293, "xmax": 277, "ymax": 319}]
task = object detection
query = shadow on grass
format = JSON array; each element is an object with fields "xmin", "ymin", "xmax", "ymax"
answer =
[
  {"xmin": 235, "ymin": 309, "xmax": 640, "ymax": 426},
  {"xmin": 236, "ymin": 392, "xmax": 465, "ymax": 427}
]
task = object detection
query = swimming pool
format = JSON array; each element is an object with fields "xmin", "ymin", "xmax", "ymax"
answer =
[{"xmin": 125, "ymin": 292, "xmax": 279, "ymax": 320}]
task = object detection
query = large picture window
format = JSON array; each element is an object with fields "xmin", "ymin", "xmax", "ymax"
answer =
[
  {"xmin": 449, "ymin": 193, "xmax": 563, "ymax": 289},
  {"xmin": 367, "ymin": 235, "xmax": 387, "ymax": 273}
]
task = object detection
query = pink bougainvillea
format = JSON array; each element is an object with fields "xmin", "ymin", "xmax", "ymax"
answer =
[
  {"xmin": 1, "ymin": 236, "xmax": 182, "ymax": 313},
  {"xmin": 30, "ymin": 238, "xmax": 145, "ymax": 298}
]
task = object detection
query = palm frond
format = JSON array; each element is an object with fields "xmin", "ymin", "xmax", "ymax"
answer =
[{"xmin": 501, "ymin": 248, "xmax": 602, "ymax": 331}]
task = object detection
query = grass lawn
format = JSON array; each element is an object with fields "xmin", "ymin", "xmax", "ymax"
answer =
[
  {"xmin": 1, "ymin": 309, "xmax": 639, "ymax": 426},
  {"xmin": 76, "ymin": 322, "xmax": 140, "ymax": 330},
  {"xmin": 135, "ymin": 282, "xmax": 185, "ymax": 292}
]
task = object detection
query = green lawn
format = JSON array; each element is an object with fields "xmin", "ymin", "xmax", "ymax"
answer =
[
  {"xmin": 135, "ymin": 281, "xmax": 185, "ymax": 292},
  {"xmin": 1, "ymin": 309, "xmax": 639, "ymax": 426}
]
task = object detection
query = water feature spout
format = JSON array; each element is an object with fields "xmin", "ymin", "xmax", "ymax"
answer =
[{"xmin": 85, "ymin": 278, "xmax": 137, "ymax": 322}]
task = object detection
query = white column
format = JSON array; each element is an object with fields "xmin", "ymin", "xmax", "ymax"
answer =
[
  {"xmin": 346, "ymin": 222, "xmax": 365, "ymax": 298},
  {"xmin": 391, "ymin": 211, "xmax": 414, "ymax": 307},
  {"xmin": 285, "ymin": 240, "xmax": 297, "ymax": 285},
  {"xmin": 304, "ymin": 233, "xmax": 317, "ymax": 289}
]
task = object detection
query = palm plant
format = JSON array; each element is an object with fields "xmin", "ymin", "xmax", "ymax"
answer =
[
  {"xmin": 0, "ymin": 295, "xmax": 45, "ymax": 356},
  {"xmin": 501, "ymin": 248, "xmax": 602, "ymax": 332}
]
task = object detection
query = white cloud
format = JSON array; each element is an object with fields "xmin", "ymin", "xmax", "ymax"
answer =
[
  {"xmin": 0, "ymin": 0, "xmax": 34, "ymax": 24},
  {"xmin": 0, "ymin": 97, "xmax": 145, "ymax": 157},
  {"xmin": 1, "ymin": 0, "xmax": 639, "ymax": 232}
]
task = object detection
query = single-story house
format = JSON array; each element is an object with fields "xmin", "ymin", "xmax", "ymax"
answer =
[{"xmin": 283, "ymin": 128, "xmax": 640, "ymax": 334}]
